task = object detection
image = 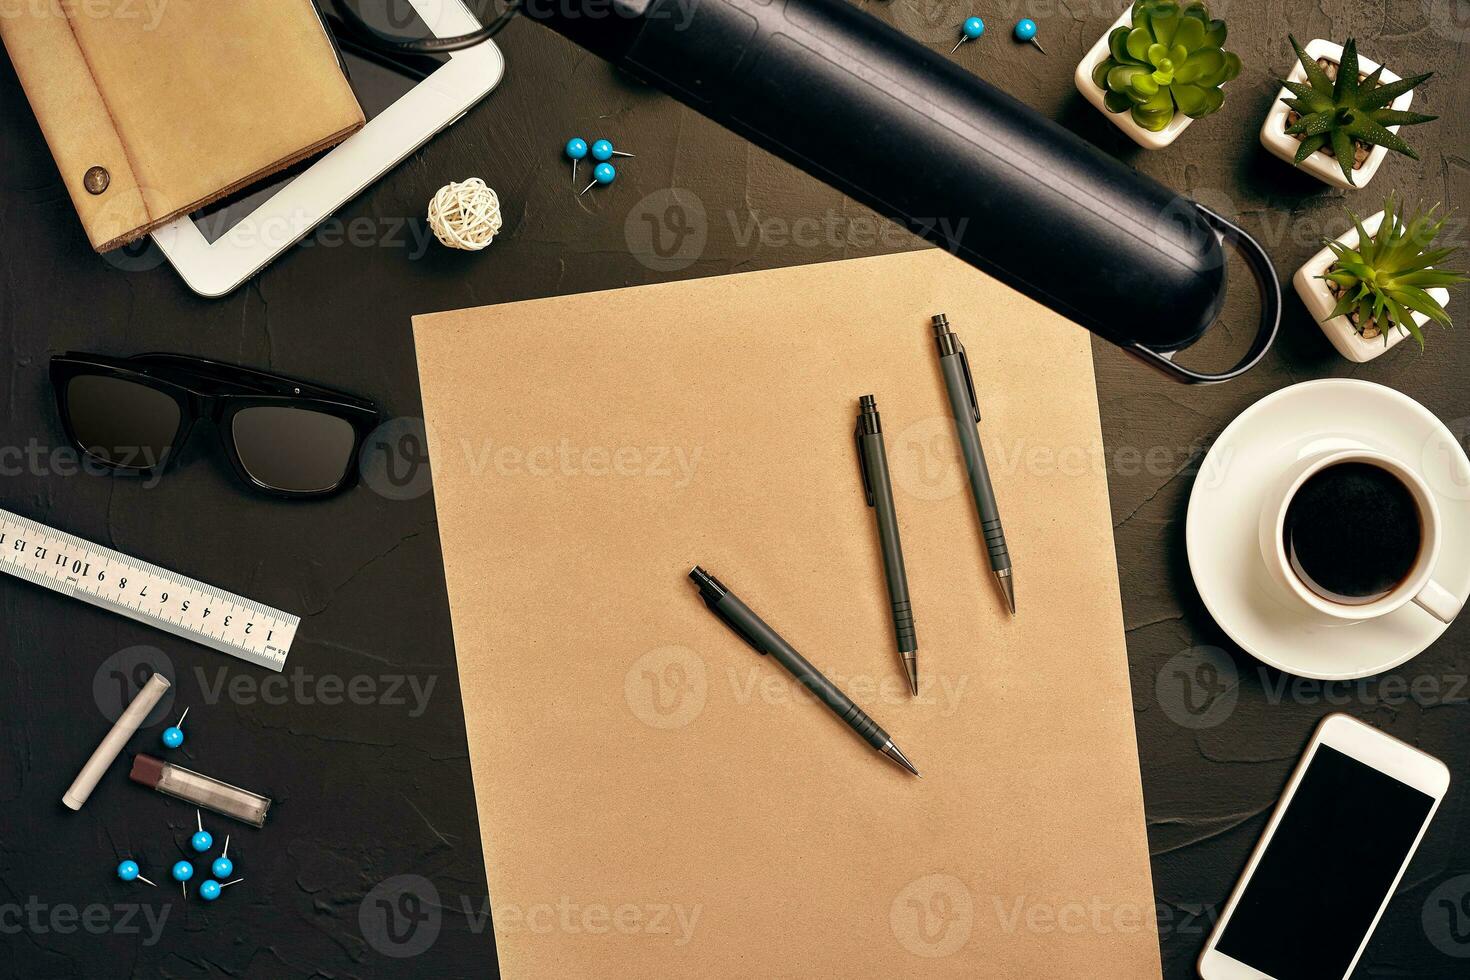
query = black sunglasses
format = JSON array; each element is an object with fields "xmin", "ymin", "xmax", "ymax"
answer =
[{"xmin": 51, "ymin": 352, "xmax": 381, "ymax": 499}]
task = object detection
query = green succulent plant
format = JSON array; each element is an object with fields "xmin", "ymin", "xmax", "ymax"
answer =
[
  {"xmin": 1319, "ymin": 198, "xmax": 1468, "ymax": 348},
  {"xmin": 1091, "ymin": 0, "xmax": 1240, "ymax": 132},
  {"xmin": 1280, "ymin": 37, "xmax": 1437, "ymax": 186}
]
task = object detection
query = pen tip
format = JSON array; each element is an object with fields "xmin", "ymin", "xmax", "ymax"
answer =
[
  {"xmin": 996, "ymin": 571, "xmax": 1016, "ymax": 615},
  {"xmin": 904, "ymin": 658, "xmax": 919, "ymax": 698},
  {"xmin": 882, "ymin": 741, "xmax": 921, "ymax": 777}
]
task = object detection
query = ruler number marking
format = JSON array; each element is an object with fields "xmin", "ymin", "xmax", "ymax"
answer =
[{"xmin": 0, "ymin": 508, "xmax": 297, "ymax": 671}]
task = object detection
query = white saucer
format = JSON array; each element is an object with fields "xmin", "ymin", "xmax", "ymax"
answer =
[{"xmin": 1186, "ymin": 379, "xmax": 1470, "ymax": 680}]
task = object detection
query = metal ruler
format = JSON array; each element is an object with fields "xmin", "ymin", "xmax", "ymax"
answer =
[{"xmin": 0, "ymin": 507, "xmax": 297, "ymax": 671}]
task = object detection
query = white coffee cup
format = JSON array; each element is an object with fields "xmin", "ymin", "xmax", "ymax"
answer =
[{"xmin": 1258, "ymin": 448, "xmax": 1461, "ymax": 624}]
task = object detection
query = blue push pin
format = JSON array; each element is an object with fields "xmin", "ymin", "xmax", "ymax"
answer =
[
  {"xmin": 191, "ymin": 810, "xmax": 213, "ymax": 853},
  {"xmin": 199, "ymin": 878, "xmax": 243, "ymax": 903},
  {"xmin": 1014, "ymin": 18, "xmax": 1046, "ymax": 54},
  {"xmin": 952, "ymin": 16, "xmax": 984, "ymax": 53},
  {"xmin": 565, "ymin": 138, "xmax": 588, "ymax": 186},
  {"xmin": 161, "ymin": 707, "xmax": 188, "ymax": 749},
  {"xmin": 212, "ymin": 836, "xmax": 233, "ymax": 880},
  {"xmin": 117, "ymin": 860, "xmax": 156, "ymax": 887},
  {"xmin": 579, "ymin": 162, "xmax": 616, "ymax": 197},
  {"xmin": 172, "ymin": 860, "xmax": 194, "ymax": 900},
  {"xmin": 590, "ymin": 138, "xmax": 634, "ymax": 162}
]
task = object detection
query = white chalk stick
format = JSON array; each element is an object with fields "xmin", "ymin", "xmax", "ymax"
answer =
[{"xmin": 63, "ymin": 672, "xmax": 170, "ymax": 810}]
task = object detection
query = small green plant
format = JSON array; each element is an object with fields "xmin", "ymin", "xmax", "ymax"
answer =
[
  {"xmin": 1280, "ymin": 37, "xmax": 1437, "ymax": 186},
  {"xmin": 1091, "ymin": 0, "xmax": 1240, "ymax": 132},
  {"xmin": 1320, "ymin": 199, "xmax": 1468, "ymax": 348}
]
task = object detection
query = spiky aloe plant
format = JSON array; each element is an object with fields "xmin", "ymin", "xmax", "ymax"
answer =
[
  {"xmin": 1091, "ymin": 0, "xmax": 1240, "ymax": 132},
  {"xmin": 1280, "ymin": 37, "xmax": 1437, "ymax": 186},
  {"xmin": 1320, "ymin": 199, "xmax": 1468, "ymax": 348}
]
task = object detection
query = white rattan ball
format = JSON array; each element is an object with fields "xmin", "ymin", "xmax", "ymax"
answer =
[{"xmin": 427, "ymin": 178, "xmax": 503, "ymax": 251}]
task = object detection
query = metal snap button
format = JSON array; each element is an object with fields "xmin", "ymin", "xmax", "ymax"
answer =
[{"xmin": 83, "ymin": 166, "xmax": 111, "ymax": 194}]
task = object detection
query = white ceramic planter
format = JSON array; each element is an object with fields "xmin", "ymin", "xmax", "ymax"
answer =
[
  {"xmin": 1294, "ymin": 210, "xmax": 1451, "ymax": 362},
  {"xmin": 1075, "ymin": 7, "xmax": 1194, "ymax": 149},
  {"xmin": 1260, "ymin": 39, "xmax": 1414, "ymax": 190}
]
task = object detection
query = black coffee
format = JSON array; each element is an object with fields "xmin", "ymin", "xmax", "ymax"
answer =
[{"xmin": 1284, "ymin": 462, "xmax": 1422, "ymax": 605}]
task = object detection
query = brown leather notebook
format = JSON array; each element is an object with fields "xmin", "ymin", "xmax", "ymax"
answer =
[{"xmin": 1, "ymin": 0, "xmax": 365, "ymax": 252}]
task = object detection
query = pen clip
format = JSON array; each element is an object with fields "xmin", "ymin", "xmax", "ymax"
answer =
[
  {"xmin": 957, "ymin": 341, "xmax": 981, "ymax": 424},
  {"xmin": 854, "ymin": 422, "xmax": 875, "ymax": 507}
]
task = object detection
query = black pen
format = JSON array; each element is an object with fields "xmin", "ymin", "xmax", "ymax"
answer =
[
  {"xmin": 689, "ymin": 566, "xmax": 920, "ymax": 777},
  {"xmin": 931, "ymin": 313, "xmax": 1015, "ymax": 614},
  {"xmin": 854, "ymin": 395, "xmax": 919, "ymax": 696}
]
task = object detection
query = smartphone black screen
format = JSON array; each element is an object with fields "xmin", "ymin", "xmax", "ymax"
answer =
[{"xmin": 1215, "ymin": 745, "xmax": 1434, "ymax": 979}]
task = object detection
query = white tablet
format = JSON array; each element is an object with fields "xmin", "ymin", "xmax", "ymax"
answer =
[{"xmin": 151, "ymin": 0, "xmax": 503, "ymax": 297}]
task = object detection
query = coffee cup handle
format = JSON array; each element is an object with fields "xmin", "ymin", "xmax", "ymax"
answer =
[{"xmin": 1413, "ymin": 578, "xmax": 1462, "ymax": 624}]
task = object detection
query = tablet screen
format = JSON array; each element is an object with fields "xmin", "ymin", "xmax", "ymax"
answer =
[{"xmin": 189, "ymin": 3, "xmax": 449, "ymax": 244}]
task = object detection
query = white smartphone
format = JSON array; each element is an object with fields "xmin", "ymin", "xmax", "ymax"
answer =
[{"xmin": 1198, "ymin": 713, "xmax": 1449, "ymax": 980}]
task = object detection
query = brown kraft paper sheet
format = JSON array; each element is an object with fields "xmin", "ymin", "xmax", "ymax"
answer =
[{"xmin": 413, "ymin": 248, "xmax": 1161, "ymax": 979}]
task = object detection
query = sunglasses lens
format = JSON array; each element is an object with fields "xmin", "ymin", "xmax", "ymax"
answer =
[
  {"xmin": 231, "ymin": 407, "xmax": 357, "ymax": 494},
  {"xmin": 65, "ymin": 375, "xmax": 181, "ymax": 470}
]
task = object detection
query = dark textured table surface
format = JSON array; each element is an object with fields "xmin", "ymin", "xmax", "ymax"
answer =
[{"xmin": 2, "ymin": 2, "xmax": 1468, "ymax": 977}]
